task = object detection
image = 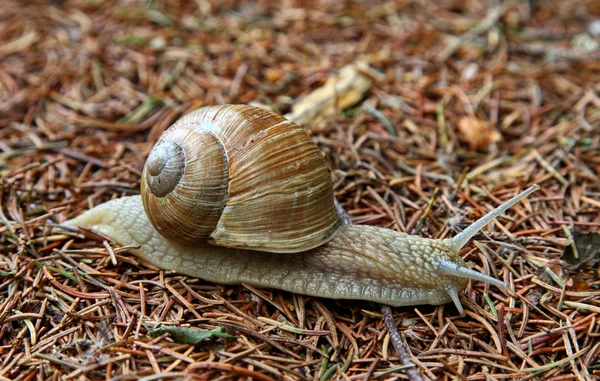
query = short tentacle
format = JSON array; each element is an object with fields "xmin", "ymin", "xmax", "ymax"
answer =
[
  {"xmin": 438, "ymin": 259, "xmax": 507, "ymax": 289},
  {"xmin": 446, "ymin": 286, "xmax": 465, "ymax": 316}
]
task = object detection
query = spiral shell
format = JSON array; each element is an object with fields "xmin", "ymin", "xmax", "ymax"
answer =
[{"xmin": 141, "ymin": 105, "xmax": 342, "ymax": 253}]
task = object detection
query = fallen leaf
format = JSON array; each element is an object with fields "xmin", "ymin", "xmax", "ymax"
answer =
[
  {"xmin": 573, "ymin": 278, "xmax": 591, "ymax": 292},
  {"xmin": 148, "ymin": 325, "xmax": 236, "ymax": 345},
  {"xmin": 561, "ymin": 231, "xmax": 600, "ymax": 270},
  {"xmin": 457, "ymin": 116, "xmax": 502, "ymax": 151},
  {"xmin": 285, "ymin": 62, "xmax": 381, "ymax": 126},
  {"xmin": 264, "ymin": 67, "xmax": 284, "ymax": 83}
]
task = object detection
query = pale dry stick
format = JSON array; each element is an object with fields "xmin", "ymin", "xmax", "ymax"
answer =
[
  {"xmin": 0, "ymin": 30, "xmax": 39, "ymax": 58},
  {"xmin": 531, "ymin": 150, "xmax": 568, "ymax": 186},
  {"xmin": 103, "ymin": 240, "xmax": 118, "ymax": 266}
]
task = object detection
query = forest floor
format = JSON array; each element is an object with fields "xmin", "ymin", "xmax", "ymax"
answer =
[{"xmin": 1, "ymin": 0, "xmax": 599, "ymax": 380}]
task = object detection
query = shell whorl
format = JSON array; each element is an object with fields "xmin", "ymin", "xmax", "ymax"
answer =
[
  {"xmin": 141, "ymin": 105, "xmax": 343, "ymax": 252},
  {"xmin": 141, "ymin": 123, "xmax": 230, "ymax": 244},
  {"xmin": 145, "ymin": 141, "xmax": 185, "ymax": 197}
]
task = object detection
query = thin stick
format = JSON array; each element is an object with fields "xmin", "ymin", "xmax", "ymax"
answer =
[{"xmin": 381, "ymin": 305, "xmax": 423, "ymax": 381}]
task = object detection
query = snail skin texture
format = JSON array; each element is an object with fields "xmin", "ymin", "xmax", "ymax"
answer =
[{"xmin": 64, "ymin": 105, "xmax": 539, "ymax": 316}]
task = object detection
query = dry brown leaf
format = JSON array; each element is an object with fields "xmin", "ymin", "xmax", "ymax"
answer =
[
  {"xmin": 457, "ymin": 116, "xmax": 502, "ymax": 151},
  {"xmin": 285, "ymin": 62, "xmax": 380, "ymax": 126}
]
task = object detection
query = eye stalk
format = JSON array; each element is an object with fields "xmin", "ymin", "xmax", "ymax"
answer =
[
  {"xmin": 451, "ymin": 184, "xmax": 540, "ymax": 251},
  {"xmin": 436, "ymin": 185, "xmax": 540, "ymax": 315},
  {"xmin": 438, "ymin": 259, "xmax": 508, "ymax": 289}
]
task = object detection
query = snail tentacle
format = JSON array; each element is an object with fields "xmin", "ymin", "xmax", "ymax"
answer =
[
  {"xmin": 437, "ymin": 259, "xmax": 507, "ymax": 289},
  {"xmin": 451, "ymin": 184, "xmax": 540, "ymax": 251}
]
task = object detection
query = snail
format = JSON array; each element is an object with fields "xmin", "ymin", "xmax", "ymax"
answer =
[{"xmin": 64, "ymin": 104, "xmax": 539, "ymax": 315}]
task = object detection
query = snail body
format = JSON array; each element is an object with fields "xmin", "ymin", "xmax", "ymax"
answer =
[{"xmin": 65, "ymin": 105, "xmax": 539, "ymax": 315}]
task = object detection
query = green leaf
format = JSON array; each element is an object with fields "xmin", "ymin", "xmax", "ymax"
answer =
[
  {"xmin": 118, "ymin": 35, "xmax": 148, "ymax": 47},
  {"xmin": 117, "ymin": 96, "xmax": 163, "ymax": 124},
  {"xmin": 148, "ymin": 325, "xmax": 236, "ymax": 345},
  {"xmin": 483, "ymin": 294, "xmax": 498, "ymax": 319},
  {"xmin": 147, "ymin": 10, "xmax": 174, "ymax": 27},
  {"xmin": 31, "ymin": 259, "xmax": 78, "ymax": 282}
]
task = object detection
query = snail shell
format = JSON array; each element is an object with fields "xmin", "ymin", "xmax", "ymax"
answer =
[{"xmin": 141, "ymin": 105, "xmax": 343, "ymax": 253}]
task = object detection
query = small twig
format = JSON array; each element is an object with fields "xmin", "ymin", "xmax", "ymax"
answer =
[
  {"xmin": 532, "ymin": 149, "xmax": 568, "ymax": 186},
  {"xmin": 381, "ymin": 305, "xmax": 423, "ymax": 381}
]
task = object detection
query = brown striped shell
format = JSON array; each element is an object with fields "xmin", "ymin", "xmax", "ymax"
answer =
[{"xmin": 141, "ymin": 105, "xmax": 343, "ymax": 253}]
